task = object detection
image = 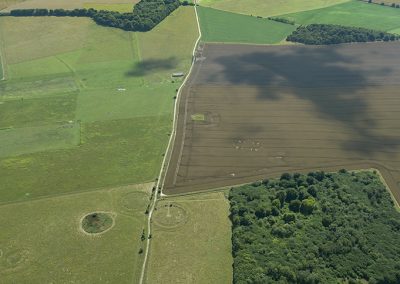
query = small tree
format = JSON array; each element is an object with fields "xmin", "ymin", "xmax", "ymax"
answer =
[
  {"xmin": 286, "ymin": 188, "xmax": 298, "ymax": 202},
  {"xmin": 300, "ymin": 198, "xmax": 316, "ymax": 215},
  {"xmin": 289, "ymin": 199, "xmax": 301, "ymax": 212},
  {"xmin": 283, "ymin": 213, "xmax": 296, "ymax": 223}
]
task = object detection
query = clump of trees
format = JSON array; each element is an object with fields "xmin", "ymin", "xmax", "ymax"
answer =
[
  {"xmin": 230, "ymin": 170, "xmax": 400, "ymax": 283},
  {"xmin": 7, "ymin": 0, "xmax": 181, "ymax": 31},
  {"xmin": 287, "ymin": 24, "xmax": 399, "ymax": 45},
  {"xmin": 268, "ymin": 17, "xmax": 295, "ymax": 25}
]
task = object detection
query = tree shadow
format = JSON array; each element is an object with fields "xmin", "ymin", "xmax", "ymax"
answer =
[
  {"xmin": 125, "ymin": 57, "xmax": 178, "ymax": 77},
  {"xmin": 197, "ymin": 43, "xmax": 400, "ymax": 155}
]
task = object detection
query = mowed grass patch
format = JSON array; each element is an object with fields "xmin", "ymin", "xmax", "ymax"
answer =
[
  {"xmin": 0, "ymin": 123, "xmax": 80, "ymax": 158},
  {"xmin": 0, "ymin": 95, "xmax": 76, "ymax": 128},
  {"xmin": 0, "ymin": 76, "xmax": 78, "ymax": 99},
  {"xmin": 0, "ymin": 183, "xmax": 151, "ymax": 283},
  {"xmin": 146, "ymin": 191, "xmax": 233, "ymax": 284},
  {"xmin": 0, "ymin": 116, "xmax": 170, "ymax": 203},
  {"xmin": 199, "ymin": 0, "xmax": 350, "ymax": 17},
  {"xmin": 197, "ymin": 7, "xmax": 295, "ymax": 44},
  {"xmin": 279, "ymin": 1, "xmax": 400, "ymax": 32},
  {"xmin": 76, "ymin": 84, "xmax": 177, "ymax": 122}
]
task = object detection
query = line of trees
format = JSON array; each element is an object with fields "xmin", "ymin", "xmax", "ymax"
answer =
[
  {"xmin": 230, "ymin": 170, "xmax": 400, "ymax": 283},
  {"xmin": 5, "ymin": 0, "xmax": 181, "ymax": 31},
  {"xmin": 287, "ymin": 24, "xmax": 399, "ymax": 45},
  {"xmin": 365, "ymin": 0, "xmax": 400, "ymax": 8}
]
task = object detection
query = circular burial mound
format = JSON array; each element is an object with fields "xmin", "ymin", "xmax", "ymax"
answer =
[
  {"xmin": 152, "ymin": 203, "xmax": 188, "ymax": 229},
  {"xmin": 81, "ymin": 212, "xmax": 114, "ymax": 234}
]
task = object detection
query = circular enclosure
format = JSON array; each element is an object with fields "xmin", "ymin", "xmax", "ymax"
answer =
[
  {"xmin": 152, "ymin": 203, "xmax": 188, "ymax": 229},
  {"xmin": 80, "ymin": 212, "xmax": 114, "ymax": 234}
]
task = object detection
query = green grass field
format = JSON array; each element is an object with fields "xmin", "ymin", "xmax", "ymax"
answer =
[
  {"xmin": 198, "ymin": 6, "xmax": 295, "ymax": 44},
  {"xmin": 0, "ymin": 123, "xmax": 80, "ymax": 158},
  {"xmin": 199, "ymin": 0, "xmax": 350, "ymax": 17},
  {"xmin": 0, "ymin": 6, "xmax": 198, "ymax": 282},
  {"xmin": 146, "ymin": 191, "xmax": 233, "ymax": 284},
  {"xmin": 0, "ymin": 183, "xmax": 151, "ymax": 283},
  {"xmin": 0, "ymin": 7, "xmax": 199, "ymax": 204},
  {"xmin": 279, "ymin": 0, "xmax": 400, "ymax": 32}
]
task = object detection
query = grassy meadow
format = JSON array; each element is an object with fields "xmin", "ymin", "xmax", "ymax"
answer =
[
  {"xmin": 0, "ymin": 7, "xmax": 198, "ymax": 204},
  {"xmin": 199, "ymin": 0, "xmax": 350, "ymax": 17},
  {"xmin": 0, "ymin": 183, "xmax": 151, "ymax": 283},
  {"xmin": 279, "ymin": 0, "xmax": 400, "ymax": 32},
  {"xmin": 0, "ymin": 6, "xmax": 198, "ymax": 283},
  {"xmin": 0, "ymin": 0, "xmax": 139, "ymax": 11},
  {"xmin": 198, "ymin": 6, "xmax": 295, "ymax": 44},
  {"xmin": 146, "ymin": 191, "xmax": 233, "ymax": 284}
]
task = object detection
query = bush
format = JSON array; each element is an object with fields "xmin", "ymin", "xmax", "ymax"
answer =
[{"xmin": 268, "ymin": 17, "xmax": 295, "ymax": 25}]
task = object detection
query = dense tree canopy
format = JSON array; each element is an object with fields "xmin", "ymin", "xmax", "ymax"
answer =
[
  {"xmin": 230, "ymin": 170, "xmax": 400, "ymax": 283},
  {"xmin": 287, "ymin": 24, "xmax": 398, "ymax": 45},
  {"xmin": 6, "ymin": 0, "xmax": 181, "ymax": 31}
]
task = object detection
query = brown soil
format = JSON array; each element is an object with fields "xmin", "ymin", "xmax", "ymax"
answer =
[{"xmin": 164, "ymin": 42, "xmax": 400, "ymax": 204}]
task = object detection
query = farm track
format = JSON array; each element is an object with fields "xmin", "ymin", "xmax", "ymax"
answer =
[
  {"xmin": 164, "ymin": 41, "xmax": 400, "ymax": 204},
  {"xmin": 138, "ymin": 3, "xmax": 202, "ymax": 284}
]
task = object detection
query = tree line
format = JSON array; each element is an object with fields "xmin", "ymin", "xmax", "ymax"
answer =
[
  {"xmin": 4, "ymin": 0, "xmax": 181, "ymax": 32},
  {"xmin": 287, "ymin": 24, "xmax": 399, "ymax": 45},
  {"xmin": 230, "ymin": 170, "xmax": 400, "ymax": 283}
]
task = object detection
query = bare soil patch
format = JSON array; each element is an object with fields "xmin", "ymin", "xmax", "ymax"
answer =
[{"xmin": 164, "ymin": 42, "xmax": 400, "ymax": 204}]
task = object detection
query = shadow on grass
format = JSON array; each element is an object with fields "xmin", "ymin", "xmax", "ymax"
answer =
[
  {"xmin": 196, "ymin": 43, "xmax": 400, "ymax": 154},
  {"xmin": 125, "ymin": 57, "xmax": 178, "ymax": 77}
]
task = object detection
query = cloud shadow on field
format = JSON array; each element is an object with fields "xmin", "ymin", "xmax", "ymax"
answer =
[
  {"xmin": 200, "ymin": 44, "xmax": 400, "ymax": 154},
  {"xmin": 125, "ymin": 57, "xmax": 178, "ymax": 77}
]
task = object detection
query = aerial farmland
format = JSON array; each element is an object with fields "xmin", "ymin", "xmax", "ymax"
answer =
[{"xmin": 1, "ymin": 0, "xmax": 400, "ymax": 283}]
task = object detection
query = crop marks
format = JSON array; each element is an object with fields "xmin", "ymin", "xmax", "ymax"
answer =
[
  {"xmin": 164, "ymin": 42, "xmax": 400, "ymax": 204},
  {"xmin": 145, "ymin": 192, "xmax": 233, "ymax": 284}
]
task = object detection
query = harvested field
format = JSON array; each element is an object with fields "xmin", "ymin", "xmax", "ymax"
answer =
[{"xmin": 164, "ymin": 42, "xmax": 400, "ymax": 203}]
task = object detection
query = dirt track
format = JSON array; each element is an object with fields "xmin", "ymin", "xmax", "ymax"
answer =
[{"xmin": 164, "ymin": 42, "xmax": 400, "ymax": 203}]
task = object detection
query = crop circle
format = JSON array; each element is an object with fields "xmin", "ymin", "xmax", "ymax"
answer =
[
  {"xmin": 80, "ymin": 212, "xmax": 114, "ymax": 234},
  {"xmin": 153, "ymin": 203, "xmax": 188, "ymax": 229}
]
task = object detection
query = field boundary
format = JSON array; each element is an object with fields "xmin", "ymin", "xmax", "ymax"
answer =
[
  {"xmin": 0, "ymin": 181, "xmax": 154, "ymax": 208},
  {"xmin": 0, "ymin": 21, "xmax": 6, "ymax": 81},
  {"xmin": 197, "ymin": 0, "xmax": 352, "ymax": 18},
  {"xmin": 138, "ymin": 3, "xmax": 202, "ymax": 284}
]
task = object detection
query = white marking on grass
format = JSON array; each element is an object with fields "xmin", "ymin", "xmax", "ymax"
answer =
[{"xmin": 138, "ymin": 2, "xmax": 202, "ymax": 283}]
